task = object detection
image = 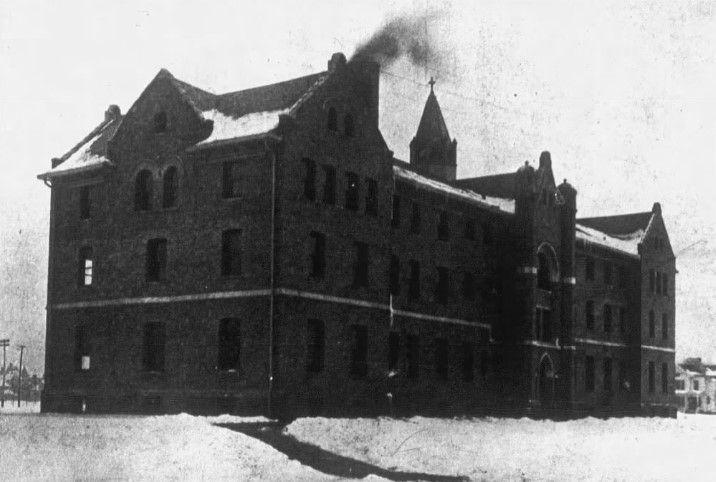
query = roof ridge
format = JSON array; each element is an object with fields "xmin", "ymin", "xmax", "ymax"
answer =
[{"xmin": 217, "ymin": 71, "xmax": 327, "ymax": 98}]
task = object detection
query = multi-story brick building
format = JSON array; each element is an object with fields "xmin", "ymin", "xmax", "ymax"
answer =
[{"xmin": 37, "ymin": 53, "xmax": 677, "ymax": 417}]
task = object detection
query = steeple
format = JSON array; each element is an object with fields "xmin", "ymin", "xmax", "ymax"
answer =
[{"xmin": 409, "ymin": 78, "xmax": 457, "ymax": 181}]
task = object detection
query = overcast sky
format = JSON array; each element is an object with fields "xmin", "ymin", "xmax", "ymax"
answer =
[{"xmin": 0, "ymin": 0, "xmax": 714, "ymax": 373}]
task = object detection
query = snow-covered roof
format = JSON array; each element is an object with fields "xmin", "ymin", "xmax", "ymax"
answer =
[
  {"xmin": 393, "ymin": 165, "xmax": 515, "ymax": 214},
  {"xmin": 38, "ymin": 113, "xmax": 121, "ymax": 180},
  {"xmin": 575, "ymin": 223, "xmax": 643, "ymax": 258},
  {"xmin": 197, "ymin": 108, "xmax": 288, "ymax": 145},
  {"xmin": 174, "ymin": 70, "xmax": 329, "ymax": 148}
]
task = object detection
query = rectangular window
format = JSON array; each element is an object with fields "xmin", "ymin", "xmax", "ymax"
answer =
[
  {"xmin": 661, "ymin": 363, "xmax": 668, "ymax": 394},
  {"xmin": 322, "ymin": 165, "xmax": 336, "ymax": 205},
  {"xmin": 352, "ymin": 242, "xmax": 369, "ymax": 288},
  {"xmin": 437, "ymin": 211, "xmax": 450, "ymax": 241},
  {"xmin": 461, "ymin": 342, "xmax": 474, "ymax": 382},
  {"xmin": 407, "ymin": 335, "xmax": 419, "ymax": 379},
  {"xmin": 142, "ymin": 322, "xmax": 165, "ymax": 372},
  {"xmin": 391, "ymin": 195, "xmax": 401, "ymax": 227},
  {"xmin": 585, "ymin": 356, "xmax": 595, "ymax": 392},
  {"xmin": 408, "ymin": 260, "xmax": 420, "ymax": 300},
  {"xmin": 74, "ymin": 324, "xmax": 90, "ymax": 371},
  {"xmin": 586, "ymin": 300, "xmax": 594, "ymax": 331},
  {"xmin": 79, "ymin": 185, "xmax": 91, "ymax": 220},
  {"xmin": 648, "ymin": 361, "xmax": 655, "ymax": 393},
  {"xmin": 462, "ymin": 272, "xmax": 475, "ymax": 301},
  {"xmin": 661, "ymin": 313, "xmax": 668, "ymax": 340},
  {"xmin": 221, "ymin": 230, "xmax": 241, "ymax": 277},
  {"xmin": 603, "ymin": 357, "xmax": 612, "ymax": 392},
  {"xmin": 306, "ymin": 319, "xmax": 325, "ymax": 373},
  {"xmin": 217, "ymin": 318, "xmax": 240, "ymax": 371},
  {"xmin": 365, "ymin": 178, "xmax": 377, "ymax": 215},
  {"xmin": 410, "ymin": 202, "xmax": 421, "ymax": 234},
  {"xmin": 693, "ymin": 379, "xmax": 699, "ymax": 390},
  {"xmin": 389, "ymin": 255, "xmax": 400, "ymax": 296},
  {"xmin": 585, "ymin": 258, "xmax": 595, "ymax": 281},
  {"xmin": 649, "ymin": 269, "xmax": 655, "ymax": 294},
  {"xmin": 655, "ymin": 272, "xmax": 662, "ymax": 295},
  {"xmin": 464, "ymin": 220, "xmax": 476, "ymax": 240},
  {"xmin": 603, "ymin": 304, "xmax": 612, "ymax": 333},
  {"xmin": 482, "ymin": 223, "xmax": 493, "ymax": 245},
  {"xmin": 662, "ymin": 273, "xmax": 669, "ymax": 297},
  {"xmin": 436, "ymin": 267, "xmax": 449, "ymax": 305},
  {"xmin": 434, "ymin": 338, "xmax": 449, "ymax": 380},
  {"xmin": 222, "ymin": 161, "xmax": 241, "ymax": 199},
  {"xmin": 618, "ymin": 361, "xmax": 627, "ymax": 392},
  {"xmin": 388, "ymin": 332, "xmax": 400, "ymax": 371},
  {"xmin": 619, "ymin": 307, "xmax": 626, "ymax": 334},
  {"xmin": 146, "ymin": 238, "xmax": 167, "ymax": 282},
  {"xmin": 310, "ymin": 231, "xmax": 326, "ymax": 279},
  {"xmin": 302, "ymin": 158, "xmax": 316, "ymax": 201},
  {"xmin": 537, "ymin": 308, "xmax": 551, "ymax": 342},
  {"xmin": 649, "ymin": 311, "xmax": 655, "ymax": 338},
  {"xmin": 604, "ymin": 262, "xmax": 613, "ymax": 285},
  {"xmin": 676, "ymin": 379, "xmax": 685, "ymax": 390},
  {"xmin": 78, "ymin": 246, "xmax": 93, "ymax": 287},
  {"xmin": 345, "ymin": 172, "xmax": 359, "ymax": 210},
  {"xmin": 349, "ymin": 325, "xmax": 367, "ymax": 378}
]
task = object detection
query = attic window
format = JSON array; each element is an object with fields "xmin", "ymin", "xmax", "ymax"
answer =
[{"xmin": 153, "ymin": 112, "xmax": 167, "ymax": 133}]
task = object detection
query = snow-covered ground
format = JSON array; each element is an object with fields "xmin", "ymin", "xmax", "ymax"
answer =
[
  {"xmin": 1, "ymin": 410, "xmax": 714, "ymax": 481},
  {"xmin": 286, "ymin": 414, "xmax": 716, "ymax": 481}
]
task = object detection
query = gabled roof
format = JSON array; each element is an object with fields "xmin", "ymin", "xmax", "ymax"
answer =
[
  {"xmin": 575, "ymin": 209, "xmax": 657, "ymax": 258},
  {"xmin": 393, "ymin": 162, "xmax": 514, "ymax": 215},
  {"xmin": 166, "ymin": 70, "xmax": 330, "ymax": 147},
  {"xmin": 578, "ymin": 211, "xmax": 654, "ymax": 236},
  {"xmin": 453, "ymin": 172, "xmax": 517, "ymax": 199},
  {"xmin": 37, "ymin": 109, "xmax": 122, "ymax": 180},
  {"xmin": 39, "ymin": 68, "xmax": 331, "ymax": 179},
  {"xmin": 413, "ymin": 88, "xmax": 451, "ymax": 143}
]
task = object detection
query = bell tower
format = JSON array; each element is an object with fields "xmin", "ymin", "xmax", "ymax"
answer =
[{"xmin": 409, "ymin": 78, "xmax": 457, "ymax": 181}]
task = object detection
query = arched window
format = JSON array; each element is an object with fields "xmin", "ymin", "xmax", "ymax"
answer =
[
  {"xmin": 327, "ymin": 107, "xmax": 337, "ymax": 132},
  {"xmin": 537, "ymin": 252, "xmax": 550, "ymax": 290},
  {"xmin": 135, "ymin": 170, "xmax": 153, "ymax": 211},
  {"xmin": 162, "ymin": 166, "xmax": 177, "ymax": 208},
  {"xmin": 153, "ymin": 111, "xmax": 167, "ymax": 133},
  {"xmin": 344, "ymin": 114, "xmax": 354, "ymax": 137}
]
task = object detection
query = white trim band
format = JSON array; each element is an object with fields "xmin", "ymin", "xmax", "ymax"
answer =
[
  {"xmin": 574, "ymin": 337, "xmax": 627, "ymax": 348},
  {"xmin": 52, "ymin": 289, "xmax": 272, "ymax": 310},
  {"xmin": 51, "ymin": 287, "xmax": 491, "ymax": 330},
  {"xmin": 641, "ymin": 345, "xmax": 676, "ymax": 353}
]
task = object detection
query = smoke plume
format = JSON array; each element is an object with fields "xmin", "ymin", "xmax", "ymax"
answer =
[{"xmin": 351, "ymin": 12, "xmax": 443, "ymax": 68}]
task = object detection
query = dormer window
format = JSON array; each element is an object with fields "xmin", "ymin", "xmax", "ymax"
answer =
[
  {"xmin": 344, "ymin": 114, "xmax": 354, "ymax": 137},
  {"xmin": 327, "ymin": 107, "xmax": 337, "ymax": 132},
  {"xmin": 153, "ymin": 112, "xmax": 167, "ymax": 133}
]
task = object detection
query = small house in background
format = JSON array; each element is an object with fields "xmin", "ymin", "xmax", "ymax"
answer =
[{"xmin": 675, "ymin": 358, "xmax": 716, "ymax": 413}]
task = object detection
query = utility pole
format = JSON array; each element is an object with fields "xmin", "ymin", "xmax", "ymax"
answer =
[
  {"xmin": 0, "ymin": 339, "xmax": 8, "ymax": 408},
  {"xmin": 17, "ymin": 345, "xmax": 25, "ymax": 408}
]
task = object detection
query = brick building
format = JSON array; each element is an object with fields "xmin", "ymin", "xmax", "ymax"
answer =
[{"xmin": 37, "ymin": 53, "xmax": 677, "ymax": 417}]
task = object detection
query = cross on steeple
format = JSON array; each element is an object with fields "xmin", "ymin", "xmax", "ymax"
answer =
[{"xmin": 428, "ymin": 77, "xmax": 436, "ymax": 92}]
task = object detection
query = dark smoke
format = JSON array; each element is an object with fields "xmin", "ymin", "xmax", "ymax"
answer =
[{"xmin": 351, "ymin": 12, "xmax": 442, "ymax": 68}]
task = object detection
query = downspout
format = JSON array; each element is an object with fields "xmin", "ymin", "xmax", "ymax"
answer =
[
  {"xmin": 266, "ymin": 139, "xmax": 277, "ymax": 419},
  {"xmin": 41, "ymin": 176, "xmax": 54, "ymax": 412}
]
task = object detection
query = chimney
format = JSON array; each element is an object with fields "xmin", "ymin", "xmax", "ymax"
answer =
[
  {"xmin": 105, "ymin": 104, "xmax": 121, "ymax": 122},
  {"xmin": 327, "ymin": 52, "xmax": 347, "ymax": 72}
]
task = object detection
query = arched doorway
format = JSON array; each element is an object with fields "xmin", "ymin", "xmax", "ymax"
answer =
[{"xmin": 538, "ymin": 354, "xmax": 555, "ymax": 408}]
